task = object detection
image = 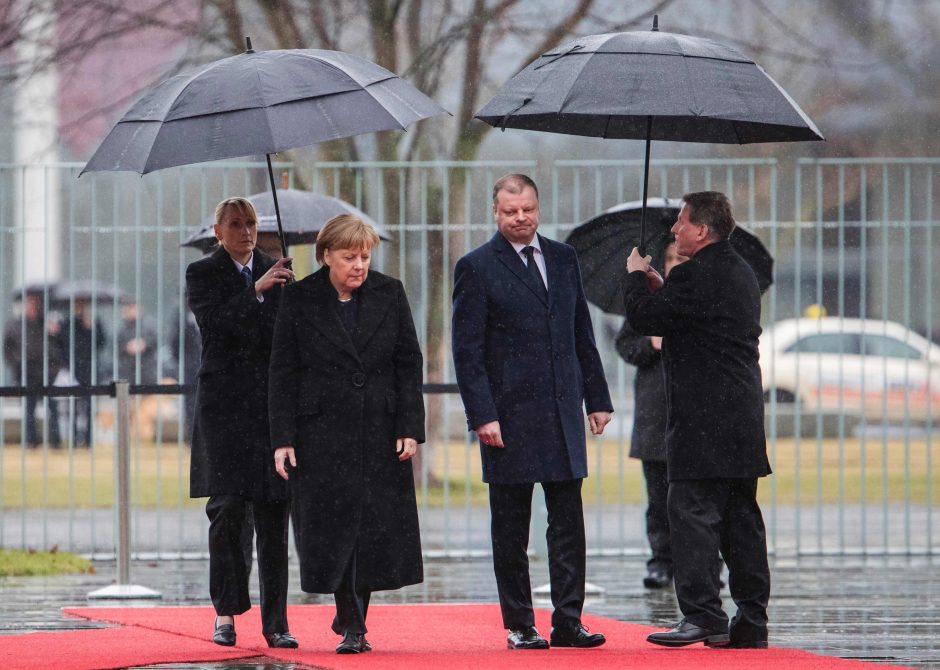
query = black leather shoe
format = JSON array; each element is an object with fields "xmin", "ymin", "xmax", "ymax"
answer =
[
  {"xmin": 643, "ymin": 568, "xmax": 673, "ymax": 589},
  {"xmin": 212, "ymin": 617, "xmax": 236, "ymax": 646},
  {"xmin": 264, "ymin": 631, "xmax": 299, "ymax": 648},
  {"xmin": 507, "ymin": 626, "xmax": 550, "ymax": 650},
  {"xmin": 646, "ymin": 620, "xmax": 729, "ymax": 647},
  {"xmin": 550, "ymin": 621, "xmax": 606, "ymax": 648},
  {"xmin": 336, "ymin": 632, "xmax": 367, "ymax": 654},
  {"xmin": 724, "ymin": 639, "xmax": 768, "ymax": 649}
]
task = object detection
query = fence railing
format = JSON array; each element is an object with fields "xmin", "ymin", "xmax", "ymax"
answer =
[{"xmin": 1, "ymin": 157, "xmax": 938, "ymax": 558}]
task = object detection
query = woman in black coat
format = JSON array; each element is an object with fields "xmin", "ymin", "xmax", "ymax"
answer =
[
  {"xmin": 187, "ymin": 196, "xmax": 297, "ymax": 649},
  {"xmin": 270, "ymin": 214, "xmax": 425, "ymax": 655}
]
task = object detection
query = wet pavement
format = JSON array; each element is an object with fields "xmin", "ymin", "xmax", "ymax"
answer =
[{"xmin": 1, "ymin": 553, "xmax": 938, "ymax": 669}]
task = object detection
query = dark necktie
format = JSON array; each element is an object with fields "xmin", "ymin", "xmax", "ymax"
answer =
[
  {"xmin": 522, "ymin": 246, "xmax": 547, "ymax": 298},
  {"xmin": 241, "ymin": 266, "xmax": 252, "ymax": 287}
]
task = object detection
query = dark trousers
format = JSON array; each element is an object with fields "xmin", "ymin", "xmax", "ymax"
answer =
[
  {"xmin": 72, "ymin": 396, "xmax": 93, "ymax": 447},
  {"xmin": 332, "ymin": 548, "xmax": 372, "ymax": 635},
  {"xmin": 25, "ymin": 394, "xmax": 60, "ymax": 447},
  {"xmin": 489, "ymin": 479, "xmax": 586, "ymax": 630},
  {"xmin": 642, "ymin": 460, "xmax": 671, "ymax": 573},
  {"xmin": 668, "ymin": 479, "xmax": 770, "ymax": 639},
  {"xmin": 206, "ymin": 495, "xmax": 291, "ymax": 634}
]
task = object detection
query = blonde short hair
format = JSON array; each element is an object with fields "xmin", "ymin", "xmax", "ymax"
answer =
[
  {"xmin": 214, "ymin": 197, "xmax": 258, "ymax": 227},
  {"xmin": 316, "ymin": 214, "xmax": 381, "ymax": 264}
]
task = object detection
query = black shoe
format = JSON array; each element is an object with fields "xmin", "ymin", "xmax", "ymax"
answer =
[
  {"xmin": 550, "ymin": 621, "xmax": 606, "ymax": 648},
  {"xmin": 263, "ymin": 631, "xmax": 299, "ymax": 648},
  {"xmin": 643, "ymin": 568, "xmax": 673, "ymax": 589},
  {"xmin": 724, "ymin": 639, "xmax": 768, "ymax": 649},
  {"xmin": 362, "ymin": 637, "xmax": 373, "ymax": 652},
  {"xmin": 336, "ymin": 632, "xmax": 367, "ymax": 654},
  {"xmin": 212, "ymin": 617, "xmax": 236, "ymax": 646},
  {"xmin": 507, "ymin": 626, "xmax": 550, "ymax": 650},
  {"xmin": 646, "ymin": 620, "xmax": 729, "ymax": 647}
]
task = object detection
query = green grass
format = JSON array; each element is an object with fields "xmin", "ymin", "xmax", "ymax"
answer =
[{"xmin": 0, "ymin": 548, "xmax": 94, "ymax": 576}]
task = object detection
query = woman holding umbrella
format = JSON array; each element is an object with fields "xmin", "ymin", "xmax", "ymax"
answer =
[
  {"xmin": 269, "ymin": 214, "xmax": 425, "ymax": 655},
  {"xmin": 187, "ymin": 196, "xmax": 297, "ymax": 648}
]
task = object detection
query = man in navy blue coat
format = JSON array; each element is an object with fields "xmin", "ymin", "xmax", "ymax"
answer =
[{"xmin": 452, "ymin": 174, "xmax": 613, "ymax": 650}]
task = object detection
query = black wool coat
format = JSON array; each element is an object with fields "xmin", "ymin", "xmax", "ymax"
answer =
[
  {"xmin": 623, "ymin": 240, "xmax": 771, "ymax": 481},
  {"xmin": 268, "ymin": 267, "xmax": 425, "ymax": 594},
  {"xmin": 186, "ymin": 247, "xmax": 286, "ymax": 500},
  {"xmin": 615, "ymin": 319, "xmax": 667, "ymax": 462}
]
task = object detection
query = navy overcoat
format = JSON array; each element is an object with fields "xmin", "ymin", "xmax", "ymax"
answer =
[{"xmin": 452, "ymin": 232, "xmax": 613, "ymax": 485}]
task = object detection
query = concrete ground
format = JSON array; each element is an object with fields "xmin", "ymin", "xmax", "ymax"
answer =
[{"xmin": 1, "ymin": 552, "xmax": 938, "ymax": 669}]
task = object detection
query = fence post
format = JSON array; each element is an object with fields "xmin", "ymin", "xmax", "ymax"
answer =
[{"xmin": 88, "ymin": 381, "xmax": 161, "ymax": 599}]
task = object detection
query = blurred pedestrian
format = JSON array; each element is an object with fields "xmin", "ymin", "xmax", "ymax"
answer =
[
  {"xmin": 2, "ymin": 291, "xmax": 64, "ymax": 448},
  {"xmin": 270, "ymin": 214, "xmax": 425, "ymax": 655},
  {"xmin": 452, "ymin": 174, "xmax": 613, "ymax": 651},
  {"xmin": 116, "ymin": 299, "xmax": 158, "ymax": 384},
  {"xmin": 614, "ymin": 239, "xmax": 687, "ymax": 589},
  {"xmin": 624, "ymin": 191, "xmax": 771, "ymax": 649},
  {"xmin": 63, "ymin": 297, "xmax": 105, "ymax": 448},
  {"xmin": 187, "ymin": 196, "xmax": 297, "ymax": 649}
]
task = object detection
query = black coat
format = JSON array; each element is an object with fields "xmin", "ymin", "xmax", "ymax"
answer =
[
  {"xmin": 623, "ymin": 240, "xmax": 771, "ymax": 481},
  {"xmin": 452, "ymin": 233, "xmax": 613, "ymax": 485},
  {"xmin": 615, "ymin": 319, "xmax": 667, "ymax": 462},
  {"xmin": 186, "ymin": 247, "xmax": 285, "ymax": 500},
  {"xmin": 268, "ymin": 267, "xmax": 425, "ymax": 594}
]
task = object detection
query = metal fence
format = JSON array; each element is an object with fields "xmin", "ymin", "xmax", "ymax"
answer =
[{"xmin": 1, "ymin": 157, "xmax": 937, "ymax": 558}]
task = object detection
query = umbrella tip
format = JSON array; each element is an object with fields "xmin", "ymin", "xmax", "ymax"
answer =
[
  {"xmin": 652, "ymin": 14, "xmax": 659, "ymax": 31},
  {"xmin": 245, "ymin": 36, "xmax": 254, "ymax": 53}
]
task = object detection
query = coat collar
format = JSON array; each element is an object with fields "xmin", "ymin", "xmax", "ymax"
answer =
[
  {"xmin": 488, "ymin": 232, "xmax": 551, "ymax": 306},
  {"xmin": 295, "ymin": 266, "xmax": 394, "ymax": 363}
]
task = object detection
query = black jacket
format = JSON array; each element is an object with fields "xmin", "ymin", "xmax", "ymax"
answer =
[{"xmin": 615, "ymin": 319, "xmax": 667, "ymax": 462}]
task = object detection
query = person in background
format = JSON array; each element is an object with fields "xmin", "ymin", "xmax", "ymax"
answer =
[
  {"xmin": 615, "ymin": 238, "xmax": 687, "ymax": 589},
  {"xmin": 116, "ymin": 299, "xmax": 158, "ymax": 384},
  {"xmin": 270, "ymin": 214, "xmax": 425, "ymax": 655},
  {"xmin": 170, "ymin": 304, "xmax": 201, "ymax": 443},
  {"xmin": 452, "ymin": 173, "xmax": 613, "ymax": 651},
  {"xmin": 3, "ymin": 291, "xmax": 63, "ymax": 449},
  {"xmin": 186, "ymin": 196, "xmax": 297, "ymax": 650},
  {"xmin": 64, "ymin": 297, "xmax": 105, "ymax": 448},
  {"xmin": 624, "ymin": 191, "xmax": 771, "ymax": 650}
]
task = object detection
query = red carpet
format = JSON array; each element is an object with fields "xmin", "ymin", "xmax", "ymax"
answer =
[{"xmin": 0, "ymin": 603, "xmax": 913, "ymax": 670}]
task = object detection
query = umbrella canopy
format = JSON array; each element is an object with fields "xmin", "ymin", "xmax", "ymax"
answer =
[
  {"xmin": 566, "ymin": 197, "xmax": 773, "ymax": 315},
  {"xmin": 81, "ymin": 40, "xmax": 448, "ymax": 256},
  {"xmin": 182, "ymin": 189, "xmax": 390, "ymax": 253},
  {"xmin": 53, "ymin": 280, "xmax": 125, "ymax": 305},
  {"xmin": 475, "ymin": 17, "xmax": 823, "ymax": 252}
]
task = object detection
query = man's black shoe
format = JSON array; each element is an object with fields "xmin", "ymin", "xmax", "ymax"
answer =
[
  {"xmin": 550, "ymin": 621, "xmax": 606, "ymax": 648},
  {"xmin": 507, "ymin": 626, "xmax": 549, "ymax": 649},
  {"xmin": 336, "ymin": 632, "xmax": 368, "ymax": 654},
  {"xmin": 212, "ymin": 617, "xmax": 236, "ymax": 646},
  {"xmin": 646, "ymin": 620, "xmax": 729, "ymax": 647},
  {"xmin": 724, "ymin": 639, "xmax": 768, "ymax": 649},
  {"xmin": 643, "ymin": 568, "xmax": 672, "ymax": 589},
  {"xmin": 263, "ymin": 631, "xmax": 299, "ymax": 648}
]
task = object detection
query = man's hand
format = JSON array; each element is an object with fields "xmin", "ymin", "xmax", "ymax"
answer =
[
  {"xmin": 588, "ymin": 411, "xmax": 612, "ymax": 436},
  {"xmin": 626, "ymin": 247, "xmax": 652, "ymax": 274},
  {"xmin": 475, "ymin": 420, "xmax": 504, "ymax": 448},
  {"xmin": 274, "ymin": 446, "xmax": 296, "ymax": 480},
  {"xmin": 650, "ymin": 336, "xmax": 663, "ymax": 351},
  {"xmin": 396, "ymin": 437, "xmax": 418, "ymax": 461},
  {"xmin": 255, "ymin": 257, "xmax": 295, "ymax": 295}
]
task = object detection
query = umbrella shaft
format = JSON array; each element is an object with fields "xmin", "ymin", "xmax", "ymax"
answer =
[{"xmin": 638, "ymin": 116, "xmax": 653, "ymax": 257}]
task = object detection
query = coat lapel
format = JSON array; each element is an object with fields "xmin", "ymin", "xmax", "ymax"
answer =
[
  {"xmin": 352, "ymin": 275, "xmax": 394, "ymax": 354},
  {"xmin": 301, "ymin": 269, "xmax": 361, "ymax": 363},
  {"xmin": 489, "ymin": 233, "xmax": 549, "ymax": 306}
]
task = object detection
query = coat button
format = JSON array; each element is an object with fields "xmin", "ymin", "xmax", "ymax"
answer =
[{"xmin": 352, "ymin": 372, "xmax": 366, "ymax": 387}]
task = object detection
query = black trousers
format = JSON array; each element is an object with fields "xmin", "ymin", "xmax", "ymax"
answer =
[
  {"xmin": 668, "ymin": 478, "xmax": 770, "ymax": 639},
  {"xmin": 25, "ymin": 394, "xmax": 60, "ymax": 447},
  {"xmin": 332, "ymin": 547, "xmax": 372, "ymax": 635},
  {"xmin": 641, "ymin": 460, "xmax": 671, "ymax": 573},
  {"xmin": 206, "ymin": 495, "xmax": 291, "ymax": 634},
  {"xmin": 489, "ymin": 479, "xmax": 586, "ymax": 630}
]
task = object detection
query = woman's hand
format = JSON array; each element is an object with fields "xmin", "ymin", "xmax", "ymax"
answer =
[
  {"xmin": 255, "ymin": 257, "xmax": 294, "ymax": 295},
  {"xmin": 396, "ymin": 437, "xmax": 418, "ymax": 461},
  {"xmin": 274, "ymin": 446, "xmax": 296, "ymax": 480}
]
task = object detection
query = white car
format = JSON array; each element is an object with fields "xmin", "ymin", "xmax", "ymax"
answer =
[{"xmin": 759, "ymin": 318, "xmax": 940, "ymax": 423}]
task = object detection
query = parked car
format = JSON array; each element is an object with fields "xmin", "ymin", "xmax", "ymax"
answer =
[{"xmin": 759, "ymin": 317, "xmax": 940, "ymax": 423}]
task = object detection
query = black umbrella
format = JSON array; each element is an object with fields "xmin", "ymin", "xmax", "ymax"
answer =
[
  {"xmin": 181, "ymin": 189, "xmax": 390, "ymax": 254},
  {"xmin": 81, "ymin": 38, "xmax": 448, "ymax": 257},
  {"xmin": 475, "ymin": 16, "xmax": 823, "ymax": 254},
  {"xmin": 566, "ymin": 197, "xmax": 773, "ymax": 315}
]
